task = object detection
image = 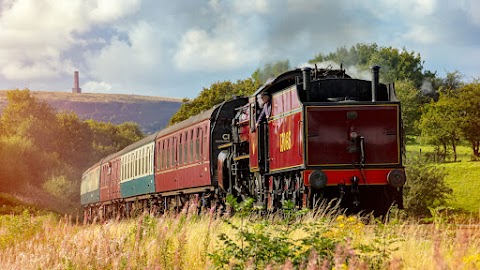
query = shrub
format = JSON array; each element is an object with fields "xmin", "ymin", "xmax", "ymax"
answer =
[
  {"xmin": 42, "ymin": 175, "xmax": 77, "ymax": 200},
  {"xmin": 403, "ymin": 155, "xmax": 453, "ymax": 217}
]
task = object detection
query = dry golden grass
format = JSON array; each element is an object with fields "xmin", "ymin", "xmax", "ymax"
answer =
[{"xmin": 1, "ymin": 210, "xmax": 480, "ymax": 270}]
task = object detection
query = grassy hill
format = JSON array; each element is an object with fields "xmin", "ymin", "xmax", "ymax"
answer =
[{"xmin": 0, "ymin": 91, "xmax": 183, "ymax": 134}]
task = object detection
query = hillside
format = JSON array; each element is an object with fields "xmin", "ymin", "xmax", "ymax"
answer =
[{"xmin": 0, "ymin": 91, "xmax": 183, "ymax": 134}]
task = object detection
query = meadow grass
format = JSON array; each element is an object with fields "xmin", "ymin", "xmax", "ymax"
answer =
[
  {"xmin": 406, "ymin": 139, "xmax": 480, "ymax": 213},
  {"xmin": 1, "ymin": 209, "xmax": 480, "ymax": 269},
  {"xmin": 438, "ymin": 162, "xmax": 480, "ymax": 213}
]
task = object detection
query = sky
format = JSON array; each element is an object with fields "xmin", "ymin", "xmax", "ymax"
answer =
[{"xmin": 0, "ymin": 0, "xmax": 479, "ymax": 98}]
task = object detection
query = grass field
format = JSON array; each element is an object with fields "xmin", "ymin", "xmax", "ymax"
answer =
[
  {"xmin": 439, "ymin": 162, "xmax": 480, "ymax": 213},
  {"xmin": 406, "ymin": 140, "xmax": 480, "ymax": 213}
]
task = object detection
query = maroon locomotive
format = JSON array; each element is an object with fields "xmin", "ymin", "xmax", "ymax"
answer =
[
  {"xmin": 222, "ymin": 66, "xmax": 405, "ymax": 212},
  {"xmin": 81, "ymin": 66, "xmax": 405, "ymax": 219}
]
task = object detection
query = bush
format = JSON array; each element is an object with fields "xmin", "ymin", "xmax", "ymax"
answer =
[
  {"xmin": 43, "ymin": 175, "xmax": 77, "ymax": 200},
  {"xmin": 403, "ymin": 155, "xmax": 453, "ymax": 217}
]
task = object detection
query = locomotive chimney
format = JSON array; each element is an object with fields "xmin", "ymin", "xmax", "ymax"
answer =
[
  {"xmin": 302, "ymin": 67, "xmax": 312, "ymax": 101},
  {"xmin": 371, "ymin": 65, "xmax": 380, "ymax": 102},
  {"xmin": 72, "ymin": 71, "xmax": 81, "ymax": 94}
]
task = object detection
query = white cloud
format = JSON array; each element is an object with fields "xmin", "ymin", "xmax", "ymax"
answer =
[
  {"xmin": 232, "ymin": 0, "xmax": 269, "ymax": 14},
  {"xmin": 174, "ymin": 28, "xmax": 258, "ymax": 71},
  {"xmin": 402, "ymin": 25, "xmax": 438, "ymax": 45},
  {"xmin": 0, "ymin": 0, "xmax": 141, "ymax": 81},
  {"xmin": 84, "ymin": 21, "xmax": 167, "ymax": 93},
  {"xmin": 88, "ymin": 0, "xmax": 141, "ymax": 23},
  {"xmin": 83, "ymin": 80, "xmax": 113, "ymax": 92}
]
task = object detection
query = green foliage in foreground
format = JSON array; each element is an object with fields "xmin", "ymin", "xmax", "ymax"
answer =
[{"xmin": 210, "ymin": 197, "xmax": 398, "ymax": 269}]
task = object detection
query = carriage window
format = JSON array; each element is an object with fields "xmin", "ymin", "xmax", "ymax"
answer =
[
  {"xmin": 146, "ymin": 147, "xmax": 150, "ymax": 174},
  {"xmin": 141, "ymin": 149, "xmax": 145, "ymax": 175},
  {"xmin": 136, "ymin": 151, "xmax": 139, "ymax": 176},
  {"xmin": 199, "ymin": 127, "xmax": 204, "ymax": 159},
  {"xmin": 179, "ymin": 134, "xmax": 183, "ymax": 166},
  {"xmin": 195, "ymin": 128, "xmax": 200, "ymax": 161},
  {"xmin": 158, "ymin": 142, "xmax": 162, "ymax": 170},
  {"xmin": 143, "ymin": 148, "xmax": 147, "ymax": 174},
  {"xmin": 139, "ymin": 149, "xmax": 143, "ymax": 175},
  {"xmin": 134, "ymin": 152, "xmax": 137, "ymax": 177},
  {"xmin": 203, "ymin": 125, "xmax": 208, "ymax": 160},
  {"xmin": 172, "ymin": 137, "xmax": 176, "ymax": 166},
  {"xmin": 159, "ymin": 142, "xmax": 162, "ymax": 170},
  {"xmin": 189, "ymin": 130, "xmax": 194, "ymax": 163},
  {"xmin": 184, "ymin": 131, "xmax": 188, "ymax": 164},
  {"xmin": 126, "ymin": 155, "xmax": 129, "ymax": 179},
  {"xmin": 127, "ymin": 155, "xmax": 130, "ymax": 179},
  {"xmin": 166, "ymin": 139, "xmax": 170, "ymax": 168},
  {"xmin": 143, "ymin": 148, "xmax": 146, "ymax": 174}
]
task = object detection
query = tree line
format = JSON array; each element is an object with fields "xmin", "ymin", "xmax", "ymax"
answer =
[{"xmin": 0, "ymin": 89, "xmax": 144, "ymax": 203}]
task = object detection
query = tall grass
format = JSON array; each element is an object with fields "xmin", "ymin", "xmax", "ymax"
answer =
[{"xmin": 1, "ymin": 209, "xmax": 480, "ymax": 269}]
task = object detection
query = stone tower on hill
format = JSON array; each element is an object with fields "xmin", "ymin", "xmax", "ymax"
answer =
[{"xmin": 72, "ymin": 71, "xmax": 81, "ymax": 94}]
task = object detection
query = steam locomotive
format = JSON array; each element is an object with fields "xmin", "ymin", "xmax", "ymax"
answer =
[{"xmin": 81, "ymin": 66, "xmax": 406, "ymax": 220}]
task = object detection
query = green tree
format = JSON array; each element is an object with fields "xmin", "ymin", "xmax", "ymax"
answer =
[
  {"xmin": 252, "ymin": 60, "xmax": 291, "ymax": 84},
  {"xmin": 309, "ymin": 43, "xmax": 428, "ymax": 86},
  {"xmin": 116, "ymin": 122, "xmax": 145, "ymax": 148},
  {"xmin": 56, "ymin": 112, "xmax": 94, "ymax": 168},
  {"xmin": 1, "ymin": 89, "xmax": 59, "ymax": 153},
  {"xmin": 395, "ymin": 80, "xmax": 423, "ymax": 136},
  {"xmin": 86, "ymin": 120, "xmax": 144, "ymax": 159},
  {"xmin": 169, "ymin": 78, "xmax": 258, "ymax": 125},
  {"xmin": 418, "ymin": 92, "xmax": 462, "ymax": 161},
  {"xmin": 456, "ymin": 83, "xmax": 480, "ymax": 157}
]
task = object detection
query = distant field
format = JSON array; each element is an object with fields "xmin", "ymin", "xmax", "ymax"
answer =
[
  {"xmin": 407, "ymin": 141, "xmax": 480, "ymax": 213},
  {"xmin": 438, "ymin": 162, "xmax": 480, "ymax": 213}
]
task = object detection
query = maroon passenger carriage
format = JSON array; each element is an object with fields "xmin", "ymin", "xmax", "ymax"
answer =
[{"xmin": 81, "ymin": 65, "xmax": 406, "ymax": 220}]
